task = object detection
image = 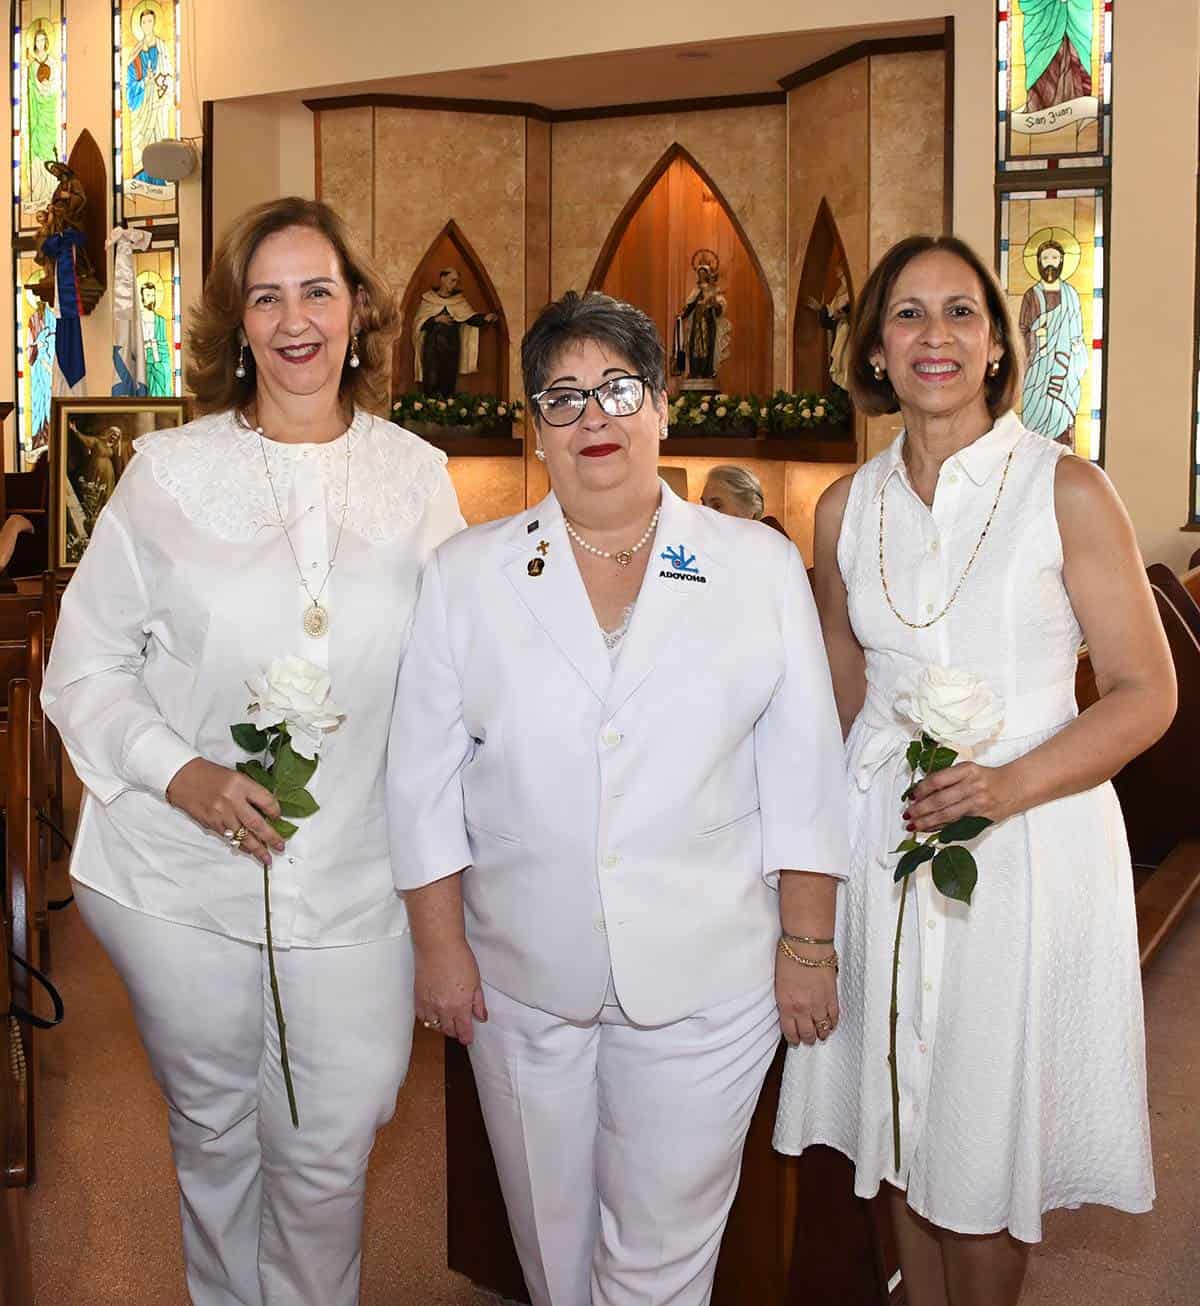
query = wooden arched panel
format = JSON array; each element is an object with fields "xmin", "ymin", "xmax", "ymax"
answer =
[
  {"xmin": 793, "ymin": 199, "xmax": 853, "ymax": 394},
  {"xmin": 588, "ymin": 145, "xmax": 773, "ymax": 398},
  {"xmin": 393, "ymin": 220, "xmax": 509, "ymax": 401}
]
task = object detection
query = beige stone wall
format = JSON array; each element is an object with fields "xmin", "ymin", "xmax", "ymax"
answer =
[{"xmin": 551, "ymin": 106, "xmax": 789, "ymax": 388}]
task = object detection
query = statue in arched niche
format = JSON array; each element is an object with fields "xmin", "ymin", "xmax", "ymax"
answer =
[
  {"xmin": 672, "ymin": 250, "xmax": 732, "ymax": 390},
  {"xmin": 412, "ymin": 267, "xmax": 499, "ymax": 398}
]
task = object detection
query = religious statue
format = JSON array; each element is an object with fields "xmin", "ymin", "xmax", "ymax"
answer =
[
  {"xmin": 1020, "ymin": 0, "xmax": 1093, "ymax": 114},
  {"xmin": 1019, "ymin": 236, "xmax": 1088, "ymax": 447},
  {"xmin": 673, "ymin": 250, "xmax": 732, "ymax": 390},
  {"xmin": 126, "ymin": 1, "xmax": 173, "ymax": 188},
  {"xmin": 30, "ymin": 159, "xmax": 100, "ymax": 387},
  {"xmin": 806, "ymin": 269, "xmax": 852, "ymax": 392},
  {"xmin": 25, "ymin": 21, "xmax": 59, "ymax": 214},
  {"xmin": 108, "ymin": 223, "xmax": 154, "ymax": 395},
  {"xmin": 412, "ymin": 268, "xmax": 499, "ymax": 398}
]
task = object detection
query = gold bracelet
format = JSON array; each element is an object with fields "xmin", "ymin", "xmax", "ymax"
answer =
[
  {"xmin": 778, "ymin": 937, "xmax": 839, "ymax": 970},
  {"xmin": 782, "ymin": 932, "xmax": 834, "ymax": 947}
]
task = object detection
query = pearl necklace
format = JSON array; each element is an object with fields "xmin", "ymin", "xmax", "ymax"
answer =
[
  {"xmin": 564, "ymin": 506, "xmax": 661, "ymax": 567},
  {"xmin": 255, "ymin": 423, "xmax": 352, "ymax": 638}
]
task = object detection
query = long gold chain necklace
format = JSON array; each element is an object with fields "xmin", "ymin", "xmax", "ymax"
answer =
[
  {"xmin": 256, "ymin": 425, "xmax": 352, "ymax": 638},
  {"xmin": 878, "ymin": 447, "xmax": 1015, "ymax": 630}
]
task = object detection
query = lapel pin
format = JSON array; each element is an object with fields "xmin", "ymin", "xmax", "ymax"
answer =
[
  {"xmin": 527, "ymin": 557, "xmax": 546, "ymax": 577},
  {"xmin": 527, "ymin": 519, "xmax": 540, "ymax": 534},
  {"xmin": 536, "ymin": 540, "xmax": 550, "ymax": 556}
]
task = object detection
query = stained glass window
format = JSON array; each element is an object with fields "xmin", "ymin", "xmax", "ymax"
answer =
[
  {"xmin": 997, "ymin": 0, "xmax": 1113, "ymax": 170},
  {"xmin": 13, "ymin": 2, "xmax": 68, "ymax": 234},
  {"xmin": 14, "ymin": 251, "xmax": 57, "ymax": 465},
  {"xmin": 112, "ymin": 0, "xmax": 180, "ymax": 225},
  {"xmin": 997, "ymin": 185, "xmax": 1106, "ymax": 463},
  {"xmin": 134, "ymin": 239, "xmax": 182, "ymax": 396}
]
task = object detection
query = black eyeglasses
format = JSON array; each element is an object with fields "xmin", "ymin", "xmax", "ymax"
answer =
[{"xmin": 530, "ymin": 375, "xmax": 648, "ymax": 426}]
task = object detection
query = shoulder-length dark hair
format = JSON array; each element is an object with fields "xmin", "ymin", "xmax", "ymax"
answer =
[
  {"xmin": 186, "ymin": 196, "xmax": 397, "ymax": 415},
  {"xmin": 846, "ymin": 234, "xmax": 1022, "ymax": 419}
]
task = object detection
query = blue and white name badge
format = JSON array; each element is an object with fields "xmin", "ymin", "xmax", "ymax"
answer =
[{"xmin": 659, "ymin": 543, "xmax": 706, "ymax": 584}]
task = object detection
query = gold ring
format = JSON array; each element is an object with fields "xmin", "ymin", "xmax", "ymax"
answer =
[
  {"xmin": 230, "ymin": 825, "xmax": 248, "ymax": 849},
  {"xmin": 422, "ymin": 1017, "xmax": 441, "ymax": 1030},
  {"xmin": 815, "ymin": 1018, "xmax": 833, "ymax": 1035}
]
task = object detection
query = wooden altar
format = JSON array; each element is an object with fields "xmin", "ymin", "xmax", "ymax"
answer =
[{"xmin": 445, "ymin": 1037, "xmax": 900, "ymax": 1304}]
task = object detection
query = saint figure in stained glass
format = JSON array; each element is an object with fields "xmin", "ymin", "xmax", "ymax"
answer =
[
  {"xmin": 1021, "ymin": 0, "xmax": 1093, "ymax": 113},
  {"xmin": 137, "ymin": 271, "xmax": 171, "ymax": 395},
  {"xmin": 25, "ymin": 20, "xmax": 60, "ymax": 212},
  {"xmin": 26, "ymin": 290, "xmax": 57, "ymax": 452},
  {"xmin": 1019, "ymin": 232, "xmax": 1088, "ymax": 446},
  {"xmin": 125, "ymin": 1, "xmax": 174, "ymax": 187}
]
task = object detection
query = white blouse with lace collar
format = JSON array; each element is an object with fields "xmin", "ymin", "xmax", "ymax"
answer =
[{"xmin": 43, "ymin": 408, "xmax": 465, "ymax": 948}]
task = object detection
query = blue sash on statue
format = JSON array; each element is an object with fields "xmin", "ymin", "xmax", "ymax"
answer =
[{"xmin": 42, "ymin": 230, "xmax": 87, "ymax": 388}]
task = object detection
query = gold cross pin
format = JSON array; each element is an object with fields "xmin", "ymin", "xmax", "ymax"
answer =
[{"xmin": 536, "ymin": 540, "xmax": 550, "ymax": 556}]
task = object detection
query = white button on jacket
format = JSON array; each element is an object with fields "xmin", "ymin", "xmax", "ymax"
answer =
[{"xmin": 387, "ymin": 483, "xmax": 850, "ymax": 1026}]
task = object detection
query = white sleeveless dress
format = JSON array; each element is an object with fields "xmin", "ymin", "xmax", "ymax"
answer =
[{"xmin": 773, "ymin": 412, "xmax": 1155, "ymax": 1242}]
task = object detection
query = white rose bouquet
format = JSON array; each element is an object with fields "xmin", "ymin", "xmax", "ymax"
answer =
[
  {"xmin": 887, "ymin": 666, "xmax": 1004, "ymax": 1171},
  {"xmin": 231, "ymin": 656, "xmax": 344, "ymax": 1128}
]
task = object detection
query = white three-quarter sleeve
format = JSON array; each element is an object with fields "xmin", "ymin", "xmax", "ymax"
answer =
[
  {"xmin": 755, "ymin": 546, "xmax": 851, "ymax": 886},
  {"xmin": 386, "ymin": 547, "xmax": 474, "ymax": 890},
  {"xmin": 42, "ymin": 498, "xmax": 199, "ymax": 804}
]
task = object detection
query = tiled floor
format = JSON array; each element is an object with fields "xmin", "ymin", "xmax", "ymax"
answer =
[{"xmin": 25, "ymin": 799, "xmax": 1199, "ymax": 1304}]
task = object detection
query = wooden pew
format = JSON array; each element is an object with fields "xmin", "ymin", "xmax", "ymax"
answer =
[
  {"xmin": 0, "ymin": 685, "xmax": 35, "ymax": 1305},
  {"xmin": 1076, "ymin": 568, "xmax": 1200, "ymax": 965},
  {"xmin": 1179, "ymin": 563, "xmax": 1199, "ymax": 609}
]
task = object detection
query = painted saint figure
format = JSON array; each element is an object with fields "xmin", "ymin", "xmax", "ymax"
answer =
[
  {"xmin": 1019, "ymin": 238, "xmax": 1088, "ymax": 447},
  {"xmin": 25, "ymin": 23, "xmax": 59, "ymax": 215},
  {"xmin": 139, "ymin": 277, "xmax": 172, "ymax": 396},
  {"xmin": 412, "ymin": 268, "xmax": 498, "ymax": 398},
  {"xmin": 125, "ymin": 3, "xmax": 173, "ymax": 187},
  {"xmin": 673, "ymin": 252, "xmax": 732, "ymax": 387},
  {"xmin": 109, "ymin": 225, "xmax": 154, "ymax": 395},
  {"xmin": 1020, "ymin": 0, "xmax": 1093, "ymax": 113},
  {"xmin": 26, "ymin": 293, "xmax": 57, "ymax": 452}
]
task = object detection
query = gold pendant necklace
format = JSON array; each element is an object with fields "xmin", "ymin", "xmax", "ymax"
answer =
[
  {"xmin": 564, "ymin": 506, "xmax": 661, "ymax": 566},
  {"xmin": 256, "ymin": 424, "xmax": 352, "ymax": 638},
  {"xmin": 878, "ymin": 446, "xmax": 1015, "ymax": 630}
]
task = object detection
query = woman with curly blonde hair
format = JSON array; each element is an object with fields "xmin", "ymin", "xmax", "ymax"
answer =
[{"xmin": 44, "ymin": 196, "xmax": 464, "ymax": 1304}]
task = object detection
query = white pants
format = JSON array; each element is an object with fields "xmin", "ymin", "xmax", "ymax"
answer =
[
  {"xmin": 469, "ymin": 980, "xmax": 780, "ymax": 1306},
  {"xmin": 76, "ymin": 883, "xmax": 414, "ymax": 1306}
]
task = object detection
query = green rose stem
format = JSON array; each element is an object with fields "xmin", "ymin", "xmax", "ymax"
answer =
[
  {"xmin": 888, "ymin": 867, "xmax": 912, "ymax": 1174},
  {"xmin": 888, "ymin": 734, "xmax": 991, "ymax": 1178},
  {"xmin": 230, "ymin": 719, "xmax": 322, "ymax": 1131},
  {"xmin": 262, "ymin": 860, "xmax": 299, "ymax": 1128}
]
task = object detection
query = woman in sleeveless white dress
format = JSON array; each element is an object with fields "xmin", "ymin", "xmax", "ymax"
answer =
[{"xmin": 773, "ymin": 237, "xmax": 1175, "ymax": 1305}]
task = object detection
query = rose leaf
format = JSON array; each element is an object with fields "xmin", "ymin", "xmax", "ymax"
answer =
[{"xmin": 931, "ymin": 846, "xmax": 977, "ymax": 903}]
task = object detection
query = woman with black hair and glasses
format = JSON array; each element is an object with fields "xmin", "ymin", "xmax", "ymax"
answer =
[{"xmin": 387, "ymin": 290, "xmax": 848, "ymax": 1305}]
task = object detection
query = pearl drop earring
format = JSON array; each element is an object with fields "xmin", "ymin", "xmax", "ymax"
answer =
[
  {"xmin": 348, "ymin": 334, "xmax": 361, "ymax": 369},
  {"xmin": 534, "ymin": 447, "xmax": 546, "ymax": 463},
  {"xmin": 234, "ymin": 344, "xmax": 247, "ymax": 379},
  {"xmin": 873, "ymin": 363, "xmax": 885, "ymax": 381}
]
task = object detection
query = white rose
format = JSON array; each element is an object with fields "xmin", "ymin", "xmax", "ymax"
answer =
[
  {"xmin": 716, "ymin": 393, "xmax": 729, "ymax": 402},
  {"xmin": 413, "ymin": 401, "xmax": 423, "ymax": 411},
  {"xmin": 895, "ymin": 666, "xmax": 1004, "ymax": 753},
  {"xmin": 814, "ymin": 404, "xmax": 826, "ymax": 417},
  {"xmin": 716, "ymin": 406, "xmax": 727, "ymax": 417},
  {"xmin": 700, "ymin": 401, "xmax": 710, "ymax": 412},
  {"xmin": 437, "ymin": 400, "xmax": 447, "ymax": 410},
  {"xmin": 246, "ymin": 656, "xmax": 344, "ymax": 759},
  {"xmin": 800, "ymin": 407, "xmax": 812, "ymax": 419},
  {"xmin": 497, "ymin": 405, "xmax": 507, "ymax": 416},
  {"xmin": 784, "ymin": 404, "xmax": 795, "ymax": 413},
  {"xmin": 476, "ymin": 405, "xmax": 487, "ymax": 416},
  {"xmin": 738, "ymin": 400, "xmax": 752, "ymax": 415},
  {"xmin": 459, "ymin": 407, "xmax": 468, "ymax": 417},
  {"xmin": 690, "ymin": 411, "xmax": 704, "ymax": 424},
  {"xmin": 759, "ymin": 407, "xmax": 768, "ymax": 418}
]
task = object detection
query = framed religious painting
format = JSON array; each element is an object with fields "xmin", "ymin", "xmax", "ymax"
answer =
[
  {"xmin": 997, "ymin": 0, "xmax": 1113, "ymax": 170},
  {"xmin": 48, "ymin": 395, "xmax": 190, "ymax": 576},
  {"xmin": 996, "ymin": 184, "xmax": 1108, "ymax": 465}
]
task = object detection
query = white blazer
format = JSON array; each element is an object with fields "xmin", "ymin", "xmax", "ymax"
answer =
[{"xmin": 387, "ymin": 482, "xmax": 848, "ymax": 1026}]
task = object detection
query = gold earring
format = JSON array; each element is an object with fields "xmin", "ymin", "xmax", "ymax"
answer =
[
  {"xmin": 988, "ymin": 359, "xmax": 1001, "ymax": 378},
  {"xmin": 873, "ymin": 363, "xmax": 885, "ymax": 381},
  {"xmin": 534, "ymin": 447, "xmax": 546, "ymax": 463},
  {"xmin": 234, "ymin": 344, "xmax": 247, "ymax": 379},
  {"xmin": 348, "ymin": 334, "xmax": 361, "ymax": 369}
]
